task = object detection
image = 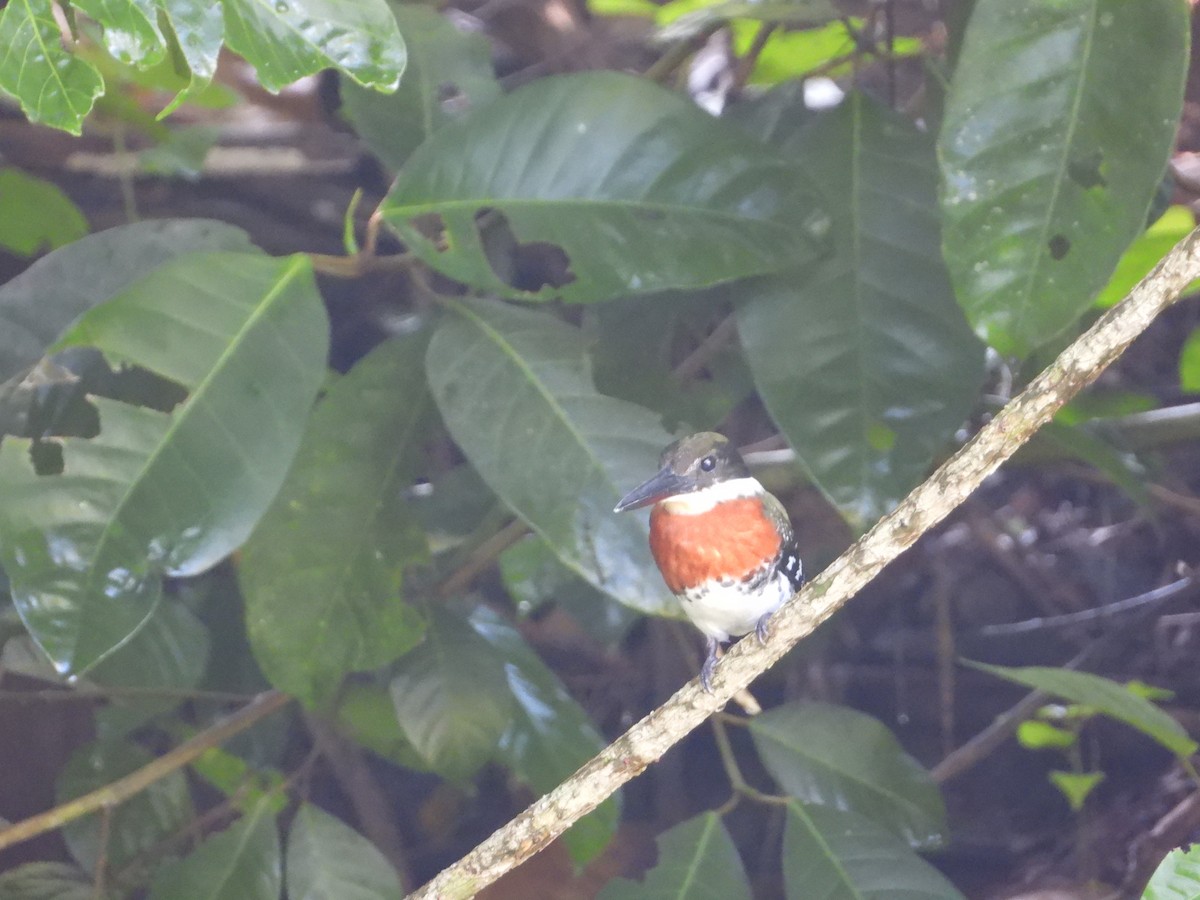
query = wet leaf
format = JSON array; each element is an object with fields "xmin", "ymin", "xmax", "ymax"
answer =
[
  {"xmin": 939, "ymin": 0, "xmax": 1189, "ymax": 358},
  {"xmin": 222, "ymin": 0, "xmax": 405, "ymax": 92},
  {"xmin": 0, "ymin": 0, "xmax": 105, "ymax": 134},
  {"xmin": 426, "ymin": 297, "xmax": 678, "ymax": 617},
  {"xmin": 381, "ymin": 71, "xmax": 826, "ymax": 302},
  {"xmin": 748, "ymin": 700, "xmax": 946, "ymax": 847},
  {"xmin": 0, "ymin": 252, "xmax": 328, "ymax": 674},
  {"xmin": 241, "ymin": 334, "xmax": 430, "ymax": 706}
]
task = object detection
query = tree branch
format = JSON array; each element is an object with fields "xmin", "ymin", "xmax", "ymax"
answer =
[{"xmin": 421, "ymin": 227, "xmax": 1200, "ymax": 899}]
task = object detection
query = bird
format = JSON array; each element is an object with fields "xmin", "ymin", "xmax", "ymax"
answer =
[{"xmin": 614, "ymin": 432, "xmax": 803, "ymax": 691}]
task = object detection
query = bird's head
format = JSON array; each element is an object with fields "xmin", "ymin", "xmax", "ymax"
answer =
[{"xmin": 613, "ymin": 432, "xmax": 753, "ymax": 513}]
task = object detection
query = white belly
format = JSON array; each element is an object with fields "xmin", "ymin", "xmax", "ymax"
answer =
[{"xmin": 680, "ymin": 571, "xmax": 792, "ymax": 642}]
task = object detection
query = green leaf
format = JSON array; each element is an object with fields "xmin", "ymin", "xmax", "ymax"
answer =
[
  {"xmin": 735, "ymin": 18, "xmax": 921, "ymax": 86},
  {"xmin": 380, "ymin": 71, "xmax": 826, "ymax": 302},
  {"xmin": 0, "ymin": 169, "xmax": 89, "ymax": 256},
  {"xmin": 964, "ymin": 662, "xmax": 1198, "ymax": 758},
  {"xmin": 58, "ymin": 739, "xmax": 193, "ymax": 871},
  {"xmin": 388, "ymin": 606, "xmax": 515, "ymax": 782},
  {"xmin": 0, "ymin": 862, "xmax": 108, "ymax": 900},
  {"xmin": 748, "ymin": 700, "xmax": 946, "ymax": 847},
  {"xmin": 340, "ymin": 3, "xmax": 500, "ymax": 172},
  {"xmin": 472, "ymin": 607, "xmax": 616, "ymax": 864},
  {"xmin": 425, "ymin": 297, "xmax": 678, "ymax": 617},
  {"xmin": 0, "ymin": 0, "xmax": 105, "ymax": 135},
  {"xmin": 0, "ymin": 252, "xmax": 329, "ymax": 674},
  {"xmin": 1143, "ymin": 844, "xmax": 1200, "ymax": 900},
  {"xmin": 734, "ymin": 89, "xmax": 984, "ymax": 528},
  {"xmin": 1016, "ymin": 720, "xmax": 1076, "ymax": 751},
  {"xmin": 939, "ymin": 0, "xmax": 1189, "ymax": 358},
  {"xmin": 597, "ymin": 812, "xmax": 751, "ymax": 900},
  {"xmin": 221, "ymin": 0, "xmax": 405, "ymax": 92},
  {"xmin": 0, "ymin": 219, "xmax": 257, "ymax": 384},
  {"xmin": 75, "ymin": 0, "xmax": 165, "ymax": 67},
  {"xmin": 148, "ymin": 797, "xmax": 281, "ymax": 900},
  {"xmin": 1048, "ymin": 770, "xmax": 1103, "ymax": 812},
  {"xmin": 88, "ymin": 600, "xmax": 211, "ymax": 737},
  {"xmin": 658, "ymin": 0, "xmax": 839, "ymax": 41},
  {"xmin": 1096, "ymin": 206, "xmax": 1198, "ymax": 309},
  {"xmin": 160, "ymin": 0, "xmax": 224, "ymax": 86},
  {"xmin": 241, "ymin": 334, "xmax": 430, "ymax": 705},
  {"xmin": 783, "ymin": 803, "xmax": 965, "ymax": 900},
  {"xmin": 286, "ymin": 803, "xmax": 403, "ymax": 900}
]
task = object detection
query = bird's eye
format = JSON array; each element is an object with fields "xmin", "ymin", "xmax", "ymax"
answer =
[{"xmin": 700, "ymin": 455, "xmax": 716, "ymax": 472}]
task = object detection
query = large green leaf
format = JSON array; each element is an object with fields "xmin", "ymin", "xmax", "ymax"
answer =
[
  {"xmin": 597, "ymin": 812, "xmax": 751, "ymax": 900},
  {"xmin": 0, "ymin": 252, "xmax": 329, "ymax": 675},
  {"xmin": 472, "ymin": 607, "xmax": 616, "ymax": 864},
  {"xmin": 148, "ymin": 798, "xmax": 281, "ymax": 900},
  {"xmin": 965, "ymin": 662, "xmax": 1198, "ymax": 758},
  {"xmin": 286, "ymin": 803, "xmax": 403, "ymax": 900},
  {"xmin": 939, "ymin": 0, "xmax": 1189, "ymax": 358},
  {"xmin": 0, "ymin": 219, "xmax": 257, "ymax": 384},
  {"xmin": 748, "ymin": 701, "xmax": 946, "ymax": 847},
  {"xmin": 388, "ymin": 606, "xmax": 515, "ymax": 782},
  {"xmin": 783, "ymin": 803, "xmax": 965, "ymax": 900},
  {"xmin": 734, "ymin": 88, "xmax": 984, "ymax": 529},
  {"xmin": 57, "ymin": 739, "xmax": 193, "ymax": 871},
  {"xmin": 222, "ymin": 0, "xmax": 405, "ymax": 92},
  {"xmin": 340, "ymin": 3, "xmax": 499, "ymax": 172},
  {"xmin": 0, "ymin": 0, "xmax": 105, "ymax": 134},
  {"xmin": 425, "ymin": 297, "xmax": 678, "ymax": 616},
  {"xmin": 380, "ymin": 71, "xmax": 826, "ymax": 302},
  {"xmin": 241, "ymin": 334, "xmax": 430, "ymax": 705},
  {"xmin": 1143, "ymin": 844, "xmax": 1200, "ymax": 900}
]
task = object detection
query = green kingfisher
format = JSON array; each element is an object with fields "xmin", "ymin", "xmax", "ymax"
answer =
[{"xmin": 614, "ymin": 432, "xmax": 803, "ymax": 691}]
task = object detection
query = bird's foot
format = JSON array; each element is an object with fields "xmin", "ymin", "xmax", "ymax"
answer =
[
  {"xmin": 755, "ymin": 612, "xmax": 772, "ymax": 644},
  {"xmin": 700, "ymin": 637, "xmax": 721, "ymax": 692}
]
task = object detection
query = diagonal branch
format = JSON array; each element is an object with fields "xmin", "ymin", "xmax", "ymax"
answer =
[{"xmin": 410, "ymin": 225, "xmax": 1200, "ymax": 900}]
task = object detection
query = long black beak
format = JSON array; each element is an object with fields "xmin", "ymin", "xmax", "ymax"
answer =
[{"xmin": 613, "ymin": 467, "xmax": 692, "ymax": 513}]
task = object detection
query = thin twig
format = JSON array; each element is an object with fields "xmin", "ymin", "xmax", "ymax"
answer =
[
  {"xmin": 0, "ymin": 690, "xmax": 292, "ymax": 853},
  {"xmin": 731, "ymin": 23, "xmax": 777, "ymax": 94},
  {"xmin": 408, "ymin": 226, "xmax": 1200, "ymax": 900}
]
